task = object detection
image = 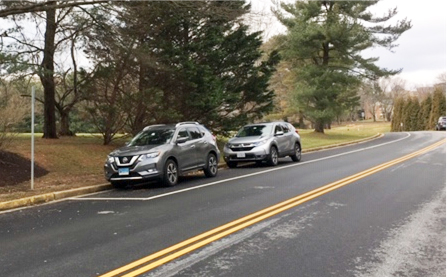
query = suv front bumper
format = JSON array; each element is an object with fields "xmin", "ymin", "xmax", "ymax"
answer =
[
  {"xmin": 104, "ymin": 159, "xmax": 162, "ymax": 182},
  {"xmin": 223, "ymin": 147, "xmax": 269, "ymax": 162}
]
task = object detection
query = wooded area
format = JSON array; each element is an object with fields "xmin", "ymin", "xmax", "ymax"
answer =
[{"xmin": 0, "ymin": 1, "xmax": 444, "ymax": 148}]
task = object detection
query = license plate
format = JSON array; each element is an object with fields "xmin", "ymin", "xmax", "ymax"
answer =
[
  {"xmin": 237, "ymin": 152, "xmax": 246, "ymax": 158},
  {"xmin": 118, "ymin": 168, "xmax": 129, "ymax": 176}
]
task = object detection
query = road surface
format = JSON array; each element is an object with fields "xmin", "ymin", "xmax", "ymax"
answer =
[{"xmin": 0, "ymin": 131, "xmax": 445, "ymax": 277}]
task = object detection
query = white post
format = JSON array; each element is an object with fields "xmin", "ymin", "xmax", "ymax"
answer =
[{"xmin": 31, "ymin": 86, "xmax": 35, "ymax": 190}]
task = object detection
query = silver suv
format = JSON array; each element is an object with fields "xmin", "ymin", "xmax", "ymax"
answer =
[
  {"xmin": 435, "ymin": 116, "xmax": 446, "ymax": 131},
  {"xmin": 104, "ymin": 122, "xmax": 220, "ymax": 188},
  {"xmin": 223, "ymin": 122, "xmax": 301, "ymax": 168}
]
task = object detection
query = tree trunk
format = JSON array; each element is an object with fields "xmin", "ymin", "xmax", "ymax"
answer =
[
  {"xmin": 59, "ymin": 110, "xmax": 74, "ymax": 136},
  {"xmin": 314, "ymin": 121, "xmax": 325, "ymax": 133},
  {"xmin": 40, "ymin": 3, "xmax": 58, "ymax": 139},
  {"xmin": 298, "ymin": 111, "xmax": 305, "ymax": 129}
]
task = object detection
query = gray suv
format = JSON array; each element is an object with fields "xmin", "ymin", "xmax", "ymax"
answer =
[
  {"xmin": 104, "ymin": 122, "xmax": 220, "ymax": 188},
  {"xmin": 223, "ymin": 122, "xmax": 301, "ymax": 168}
]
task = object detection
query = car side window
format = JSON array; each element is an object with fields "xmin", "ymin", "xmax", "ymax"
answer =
[
  {"xmin": 281, "ymin": 124, "xmax": 290, "ymax": 133},
  {"xmin": 177, "ymin": 128, "xmax": 190, "ymax": 142},
  {"xmin": 188, "ymin": 127, "xmax": 202, "ymax": 140},
  {"xmin": 275, "ymin": 125, "xmax": 283, "ymax": 134}
]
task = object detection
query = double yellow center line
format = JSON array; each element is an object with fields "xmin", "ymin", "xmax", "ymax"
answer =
[{"xmin": 101, "ymin": 139, "xmax": 445, "ymax": 277}]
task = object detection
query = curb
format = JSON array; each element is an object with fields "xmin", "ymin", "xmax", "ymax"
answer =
[
  {"xmin": 302, "ymin": 133, "xmax": 383, "ymax": 153},
  {"xmin": 0, "ymin": 184, "xmax": 112, "ymax": 212},
  {"xmin": 0, "ymin": 133, "xmax": 382, "ymax": 212}
]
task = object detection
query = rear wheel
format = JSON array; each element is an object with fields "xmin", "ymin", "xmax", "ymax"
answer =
[
  {"xmin": 290, "ymin": 143, "xmax": 301, "ymax": 162},
  {"xmin": 204, "ymin": 153, "xmax": 218, "ymax": 177},
  {"xmin": 267, "ymin": 146, "xmax": 278, "ymax": 166},
  {"xmin": 163, "ymin": 159, "xmax": 178, "ymax": 187},
  {"xmin": 226, "ymin": 161, "xmax": 238, "ymax": 168}
]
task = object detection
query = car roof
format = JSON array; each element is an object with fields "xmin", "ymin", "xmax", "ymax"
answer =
[
  {"xmin": 142, "ymin": 122, "xmax": 203, "ymax": 131},
  {"xmin": 243, "ymin": 122, "xmax": 292, "ymax": 126}
]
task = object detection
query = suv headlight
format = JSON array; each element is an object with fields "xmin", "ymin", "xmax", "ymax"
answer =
[
  {"xmin": 138, "ymin": 152, "xmax": 160, "ymax": 161},
  {"xmin": 107, "ymin": 156, "xmax": 115, "ymax": 163},
  {"xmin": 253, "ymin": 139, "xmax": 268, "ymax": 147}
]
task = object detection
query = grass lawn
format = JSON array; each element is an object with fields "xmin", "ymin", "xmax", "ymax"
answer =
[
  {"xmin": 0, "ymin": 121, "xmax": 390, "ymax": 201},
  {"xmin": 299, "ymin": 121, "xmax": 391, "ymax": 149}
]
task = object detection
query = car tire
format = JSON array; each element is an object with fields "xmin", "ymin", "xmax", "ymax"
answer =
[
  {"xmin": 163, "ymin": 159, "xmax": 178, "ymax": 187},
  {"xmin": 204, "ymin": 153, "xmax": 218, "ymax": 177},
  {"xmin": 267, "ymin": 146, "xmax": 278, "ymax": 166},
  {"xmin": 290, "ymin": 143, "xmax": 301, "ymax": 162},
  {"xmin": 111, "ymin": 181, "xmax": 127, "ymax": 189},
  {"xmin": 226, "ymin": 161, "xmax": 238, "ymax": 168}
]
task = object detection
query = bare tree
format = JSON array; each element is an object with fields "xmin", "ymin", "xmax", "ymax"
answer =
[
  {"xmin": 0, "ymin": 80, "xmax": 28, "ymax": 152},
  {"xmin": 0, "ymin": 0, "xmax": 107, "ymax": 138},
  {"xmin": 360, "ymin": 80, "xmax": 384, "ymax": 121},
  {"xmin": 0, "ymin": 1, "xmax": 106, "ymax": 18}
]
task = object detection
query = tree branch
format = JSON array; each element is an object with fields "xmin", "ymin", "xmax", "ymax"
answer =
[{"xmin": 0, "ymin": 1, "xmax": 107, "ymax": 17}]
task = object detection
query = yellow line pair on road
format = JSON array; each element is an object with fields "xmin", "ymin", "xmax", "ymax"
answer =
[{"xmin": 101, "ymin": 139, "xmax": 446, "ymax": 277}]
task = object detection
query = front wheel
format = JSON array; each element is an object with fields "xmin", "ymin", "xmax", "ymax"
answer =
[
  {"xmin": 266, "ymin": 146, "xmax": 278, "ymax": 166},
  {"xmin": 162, "ymin": 159, "xmax": 178, "ymax": 187},
  {"xmin": 290, "ymin": 143, "xmax": 301, "ymax": 162},
  {"xmin": 204, "ymin": 153, "xmax": 218, "ymax": 177}
]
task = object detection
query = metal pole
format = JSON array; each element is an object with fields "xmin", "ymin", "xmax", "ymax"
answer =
[{"xmin": 31, "ymin": 86, "xmax": 35, "ymax": 190}]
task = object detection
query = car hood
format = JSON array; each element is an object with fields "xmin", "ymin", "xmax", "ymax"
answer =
[
  {"xmin": 109, "ymin": 144, "xmax": 166, "ymax": 156},
  {"xmin": 228, "ymin": 136, "xmax": 268, "ymax": 145}
]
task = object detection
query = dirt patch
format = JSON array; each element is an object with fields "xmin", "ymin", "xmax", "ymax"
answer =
[{"xmin": 0, "ymin": 151, "xmax": 49, "ymax": 187}]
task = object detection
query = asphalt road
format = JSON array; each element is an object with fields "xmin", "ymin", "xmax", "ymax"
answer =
[{"xmin": 0, "ymin": 131, "xmax": 445, "ymax": 277}]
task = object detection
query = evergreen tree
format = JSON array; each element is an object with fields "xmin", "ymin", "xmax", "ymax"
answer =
[
  {"xmin": 92, "ymin": 1, "xmax": 279, "ymax": 134},
  {"xmin": 429, "ymin": 87, "xmax": 446, "ymax": 129},
  {"xmin": 274, "ymin": 1, "xmax": 411, "ymax": 133},
  {"xmin": 408, "ymin": 98, "xmax": 420, "ymax": 131},
  {"xmin": 418, "ymin": 96, "xmax": 432, "ymax": 130},
  {"xmin": 391, "ymin": 97, "xmax": 405, "ymax": 131}
]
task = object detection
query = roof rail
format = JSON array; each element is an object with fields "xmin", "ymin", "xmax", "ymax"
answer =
[
  {"xmin": 175, "ymin": 121, "xmax": 200, "ymax": 127},
  {"xmin": 143, "ymin": 124, "xmax": 166, "ymax": 131}
]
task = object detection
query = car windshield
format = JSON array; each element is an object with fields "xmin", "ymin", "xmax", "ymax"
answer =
[
  {"xmin": 236, "ymin": 125, "xmax": 273, "ymax": 137},
  {"xmin": 128, "ymin": 128, "xmax": 175, "ymax": 146}
]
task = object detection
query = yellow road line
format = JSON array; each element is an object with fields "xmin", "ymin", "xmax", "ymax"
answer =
[{"xmin": 100, "ymin": 139, "xmax": 445, "ymax": 277}]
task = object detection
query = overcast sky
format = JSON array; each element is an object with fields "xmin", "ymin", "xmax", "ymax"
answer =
[{"xmin": 253, "ymin": 0, "xmax": 446, "ymax": 90}]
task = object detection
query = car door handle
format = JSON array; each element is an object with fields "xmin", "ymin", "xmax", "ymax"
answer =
[{"xmin": 190, "ymin": 145, "xmax": 196, "ymax": 149}]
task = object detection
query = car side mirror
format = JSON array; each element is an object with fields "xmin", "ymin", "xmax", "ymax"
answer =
[
  {"xmin": 176, "ymin": 137, "xmax": 188, "ymax": 144},
  {"xmin": 275, "ymin": 131, "xmax": 284, "ymax": 136},
  {"xmin": 124, "ymin": 141, "xmax": 130, "ymax": 146}
]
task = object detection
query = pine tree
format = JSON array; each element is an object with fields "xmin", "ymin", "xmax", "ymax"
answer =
[
  {"xmin": 408, "ymin": 98, "xmax": 420, "ymax": 131},
  {"xmin": 418, "ymin": 96, "xmax": 432, "ymax": 130},
  {"xmin": 106, "ymin": 1, "xmax": 279, "ymax": 134},
  {"xmin": 274, "ymin": 1, "xmax": 411, "ymax": 133},
  {"xmin": 429, "ymin": 87, "xmax": 446, "ymax": 129},
  {"xmin": 391, "ymin": 97, "xmax": 405, "ymax": 131}
]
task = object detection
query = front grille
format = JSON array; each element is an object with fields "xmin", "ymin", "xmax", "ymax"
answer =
[
  {"xmin": 114, "ymin": 155, "xmax": 139, "ymax": 167},
  {"xmin": 119, "ymin": 156, "xmax": 134, "ymax": 164},
  {"xmin": 230, "ymin": 153, "xmax": 256, "ymax": 159},
  {"xmin": 110, "ymin": 163, "xmax": 137, "ymax": 171},
  {"xmin": 231, "ymin": 147, "xmax": 255, "ymax": 152}
]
